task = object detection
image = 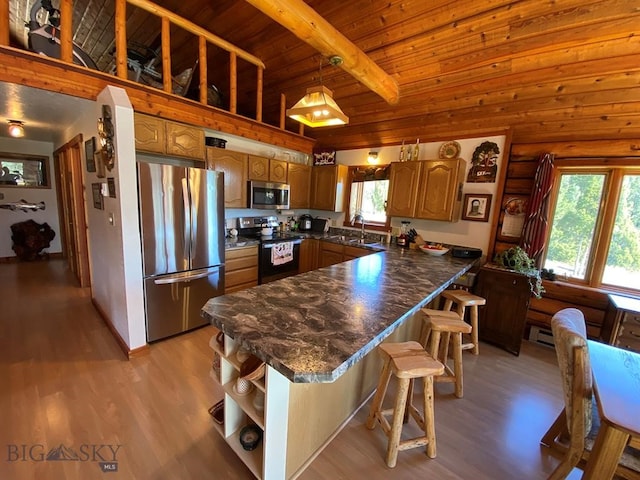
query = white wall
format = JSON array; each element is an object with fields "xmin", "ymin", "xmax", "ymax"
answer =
[
  {"xmin": 331, "ymin": 134, "xmax": 507, "ymax": 257},
  {"xmin": 62, "ymin": 86, "xmax": 145, "ymax": 350},
  {"xmin": 0, "ymin": 138, "xmax": 61, "ymax": 258}
]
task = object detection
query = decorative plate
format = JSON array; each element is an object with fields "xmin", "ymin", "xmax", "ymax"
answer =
[{"xmin": 439, "ymin": 141, "xmax": 461, "ymax": 159}]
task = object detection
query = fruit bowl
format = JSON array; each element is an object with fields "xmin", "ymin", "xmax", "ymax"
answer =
[{"xmin": 419, "ymin": 244, "xmax": 450, "ymax": 256}]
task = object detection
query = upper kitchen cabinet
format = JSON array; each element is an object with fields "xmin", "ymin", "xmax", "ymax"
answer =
[
  {"xmin": 387, "ymin": 162, "xmax": 422, "ymax": 217},
  {"xmin": 134, "ymin": 113, "xmax": 205, "ymax": 160},
  {"xmin": 415, "ymin": 159, "xmax": 465, "ymax": 221},
  {"xmin": 206, "ymin": 147, "xmax": 248, "ymax": 208},
  {"xmin": 288, "ymin": 163, "xmax": 312, "ymax": 209},
  {"xmin": 310, "ymin": 165, "xmax": 349, "ymax": 212},
  {"xmin": 248, "ymin": 155, "xmax": 288, "ymax": 183}
]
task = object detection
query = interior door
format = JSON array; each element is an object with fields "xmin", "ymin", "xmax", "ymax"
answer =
[{"xmin": 54, "ymin": 136, "xmax": 91, "ymax": 287}]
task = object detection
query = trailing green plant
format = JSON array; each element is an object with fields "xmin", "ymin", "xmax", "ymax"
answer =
[{"xmin": 493, "ymin": 246, "xmax": 545, "ymax": 299}]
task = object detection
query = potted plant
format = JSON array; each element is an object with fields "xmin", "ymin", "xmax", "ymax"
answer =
[{"xmin": 493, "ymin": 246, "xmax": 545, "ymax": 299}]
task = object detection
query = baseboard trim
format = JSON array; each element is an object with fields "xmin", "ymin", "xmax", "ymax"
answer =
[
  {"xmin": 91, "ymin": 298, "xmax": 149, "ymax": 359},
  {"xmin": 0, "ymin": 252, "xmax": 63, "ymax": 263}
]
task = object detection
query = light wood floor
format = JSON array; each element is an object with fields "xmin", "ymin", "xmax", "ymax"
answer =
[{"xmin": 0, "ymin": 259, "xmax": 574, "ymax": 479}]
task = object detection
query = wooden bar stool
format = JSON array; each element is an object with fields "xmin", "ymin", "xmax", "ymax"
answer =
[
  {"xmin": 441, "ymin": 289, "xmax": 486, "ymax": 355},
  {"xmin": 366, "ymin": 341, "xmax": 444, "ymax": 468},
  {"xmin": 420, "ymin": 309, "xmax": 472, "ymax": 398}
]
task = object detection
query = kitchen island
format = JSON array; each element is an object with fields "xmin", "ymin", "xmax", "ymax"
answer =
[{"xmin": 201, "ymin": 244, "xmax": 477, "ymax": 479}]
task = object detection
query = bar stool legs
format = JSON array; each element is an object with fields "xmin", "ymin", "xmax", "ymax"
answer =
[
  {"xmin": 366, "ymin": 341, "xmax": 444, "ymax": 468},
  {"xmin": 441, "ymin": 290, "xmax": 486, "ymax": 355},
  {"xmin": 420, "ymin": 309, "xmax": 472, "ymax": 398}
]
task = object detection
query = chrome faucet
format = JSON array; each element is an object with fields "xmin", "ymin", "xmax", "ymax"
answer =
[{"xmin": 351, "ymin": 212, "xmax": 366, "ymax": 240}]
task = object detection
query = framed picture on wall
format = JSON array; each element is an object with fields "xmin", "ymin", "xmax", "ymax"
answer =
[
  {"xmin": 462, "ymin": 193, "xmax": 492, "ymax": 222},
  {"xmin": 84, "ymin": 137, "xmax": 96, "ymax": 172},
  {"xmin": 91, "ymin": 183, "xmax": 103, "ymax": 210},
  {"xmin": 95, "ymin": 149, "xmax": 106, "ymax": 178}
]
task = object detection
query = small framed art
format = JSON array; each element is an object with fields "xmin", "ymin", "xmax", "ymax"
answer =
[
  {"xmin": 95, "ymin": 149, "xmax": 106, "ymax": 178},
  {"xmin": 107, "ymin": 177, "xmax": 116, "ymax": 198},
  {"xmin": 462, "ymin": 193, "xmax": 492, "ymax": 222},
  {"xmin": 91, "ymin": 183, "xmax": 103, "ymax": 210},
  {"xmin": 85, "ymin": 137, "xmax": 96, "ymax": 172}
]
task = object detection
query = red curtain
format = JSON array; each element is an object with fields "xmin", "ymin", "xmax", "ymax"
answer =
[{"xmin": 520, "ymin": 152, "xmax": 555, "ymax": 268}]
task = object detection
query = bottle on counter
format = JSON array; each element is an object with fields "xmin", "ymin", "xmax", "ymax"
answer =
[
  {"xmin": 397, "ymin": 221, "xmax": 411, "ymax": 247},
  {"xmin": 413, "ymin": 139, "xmax": 420, "ymax": 161},
  {"xmin": 399, "ymin": 140, "xmax": 406, "ymax": 162}
]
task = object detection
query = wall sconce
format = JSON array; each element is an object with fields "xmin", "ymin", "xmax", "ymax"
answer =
[
  {"xmin": 7, "ymin": 120, "xmax": 25, "ymax": 138},
  {"xmin": 367, "ymin": 151, "xmax": 379, "ymax": 164}
]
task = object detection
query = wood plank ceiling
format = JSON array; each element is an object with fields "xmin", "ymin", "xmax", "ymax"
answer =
[{"xmin": 7, "ymin": 0, "xmax": 640, "ymax": 151}]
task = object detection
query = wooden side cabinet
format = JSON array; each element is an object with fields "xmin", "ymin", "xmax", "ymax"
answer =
[
  {"xmin": 318, "ymin": 241, "xmax": 344, "ymax": 267},
  {"xmin": 310, "ymin": 164, "xmax": 348, "ymax": 212},
  {"xmin": 387, "ymin": 161, "xmax": 421, "ymax": 218},
  {"xmin": 206, "ymin": 147, "xmax": 248, "ymax": 208},
  {"xmin": 473, "ymin": 265, "xmax": 532, "ymax": 356},
  {"xmin": 288, "ymin": 163, "xmax": 311, "ymax": 209}
]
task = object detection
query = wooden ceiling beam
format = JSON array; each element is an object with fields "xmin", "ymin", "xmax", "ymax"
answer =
[{"xmin": 244, "ymin": 0, "xmax": 400, "ymax": 105}]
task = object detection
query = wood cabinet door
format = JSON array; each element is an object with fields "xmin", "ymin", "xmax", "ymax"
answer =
[
  {"xmin": 311, "ymin": 165, "xmax": 348, "ymax": 211},
  {"xmin": 288, "ymin": 163, "xmax": 311, "ymax": 209},
  {"xmin": 269, "ymin": 159, "xmax": 288, "ymax": 183},
  {"xmin": 415, "ymin": 159, "xmax": 464, "ymax": 221},
  {"xmin": 343, "ymin": 245, "xmax": 372, "ymax": 260},
  {"xmin": 299, "ymin": 238, "xmax": 319, "ymax": 273},
  {"xmin": 225, "ymin": 246, "xmax": 258, "ymax": 293},
  {"xmin": 319, "ymin": 241, "xmax": 344, "ymax": 267},
  {"xmin": 134, "ymin": 113, "xmax": 165, "ymax": 154},
  {"xmin": 165, "ymin": 121, "xmax": 205, "ymax": 160},
  {"xmin": 206, "ymin": 148, "xmax": 248, "ymax": 208},
  {"xmin": 387, "ymin": 162, "xmax": 421, "ymax": 217},
  {"xmin": 248, "ymin": 155, "xmax": 269, "ymax": 181},
  {"xmin": 474, "ymin": 267, "xmax": 531, "ymax": 356}
]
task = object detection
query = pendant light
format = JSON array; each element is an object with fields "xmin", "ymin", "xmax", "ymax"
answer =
[
  {"xmin": 287, "ymin": 57, "xmax": 349, "ymax": 128},
  {"xmin": 7, "ymin": 120, "xmax": 25, "ymax": 138}
]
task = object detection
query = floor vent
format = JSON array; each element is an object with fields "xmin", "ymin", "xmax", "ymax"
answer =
[{"xmin": 528, "ymin": 326, "xmax": 555, "ymax": 348}]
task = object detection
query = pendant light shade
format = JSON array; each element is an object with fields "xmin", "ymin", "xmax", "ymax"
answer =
[{"xmin": 287, "ymin": 85, "xmax": 349, "ymax": 128}]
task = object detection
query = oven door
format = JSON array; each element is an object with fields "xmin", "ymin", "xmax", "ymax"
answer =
[{"xmin": 259, "ymin": 239, "xmax": 301, "ymax": 284}]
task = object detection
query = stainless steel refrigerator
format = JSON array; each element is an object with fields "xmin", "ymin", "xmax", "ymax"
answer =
[{"xmin": 137, "ymin": 160, "xmax": 225, "ymax": 342}]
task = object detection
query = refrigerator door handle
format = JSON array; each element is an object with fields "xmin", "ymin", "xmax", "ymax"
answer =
[
  {"xmin": 153, "ymin": 267, "xmax": 223, "ymax": 285},
  {"xmin": 181, "ymin": 177, "xmax": 191, "ymax": 267}
]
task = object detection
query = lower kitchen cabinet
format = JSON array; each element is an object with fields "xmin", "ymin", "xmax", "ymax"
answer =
[
  {"xmin": 319, "ymin": 241, "xmax": 373, "ymax": 267},
  {"xmin": 319, "ymin": 241, "xmax": 345, "ymax": 267},
  {"xmin": 225, "ymin": 246, "xmax": 258, "ymax": 293},
  {"xmin": 299, "ymin": 238, "xmax": 319, "ymax": 273},
  {"xmin": 473, "ymin": 265, "xmax": 532, "ymax": 356}
]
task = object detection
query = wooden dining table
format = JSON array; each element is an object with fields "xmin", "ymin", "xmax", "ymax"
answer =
[{"xmin": 583, "ymin": 340, "xmax": 640, "ymax": 479}]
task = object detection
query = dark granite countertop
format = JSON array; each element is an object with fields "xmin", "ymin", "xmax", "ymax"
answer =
[{"xmin": 205, "ymin": 240, "xmax": 477, "ymax": 383}]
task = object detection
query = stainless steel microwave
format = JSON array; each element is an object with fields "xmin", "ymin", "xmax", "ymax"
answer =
[{"xmin": 249, "ymin": 181, "xmax": 290, "ymax": 210}]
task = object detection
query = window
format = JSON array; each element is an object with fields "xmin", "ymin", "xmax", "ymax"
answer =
[
  {"xmin": 544, "ymin": 164, "xmax": 640, "ymax": 292},
  {"xmin": 344, "ymin": 165, "xmax": 390, "ymax": 231},
  {"xmin": 0, "ymin": 152, "xmax": 49, "ymax": 188}
]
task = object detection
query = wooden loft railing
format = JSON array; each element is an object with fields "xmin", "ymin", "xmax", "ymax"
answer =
[
  {"xmin": 118, "ymin": 0, "xmax": 266, "ymax": 120},
  {"xmin": 0, "ymin": 0, "xmax": 270, "ymax": 123}
]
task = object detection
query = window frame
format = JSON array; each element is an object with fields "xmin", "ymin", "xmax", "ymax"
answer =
[
  {"xmin": 544, "ymin": 158, "xmax": 640, "ymax": 293},
  {"xmin": 343, "ymin": 164, "xmax": 391, "ymax": 232}
]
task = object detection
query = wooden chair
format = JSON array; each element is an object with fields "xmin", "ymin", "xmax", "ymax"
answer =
[
  {"xmin": 366, "ymin": 341, "xmax": 444, "ymax": 468},
  {"xmin": 541, "ymin": 308, "xmax": 640, "ymax": 480}
]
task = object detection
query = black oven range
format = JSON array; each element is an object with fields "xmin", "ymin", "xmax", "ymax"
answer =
[{"xmin": 237, "ymin": 216, "xmax": 304, "ymax": 284}]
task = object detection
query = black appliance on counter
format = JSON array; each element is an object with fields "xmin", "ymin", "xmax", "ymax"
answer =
[
  {"xmin": 237, "ymin": 216, "xmax": 304, "ymax": 284},
  {"xmin": 451, "ymin": 246, "xmax": 483, "ymax": 259},
  {"xmin": 298, "ymin": 214, "xmax": 313, "ymax": 231}
]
